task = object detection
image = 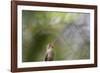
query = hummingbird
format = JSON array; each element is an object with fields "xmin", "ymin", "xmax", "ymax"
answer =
[{"xmin": 45, "ymin": 43, "xmax": 54, "ymax": 61}]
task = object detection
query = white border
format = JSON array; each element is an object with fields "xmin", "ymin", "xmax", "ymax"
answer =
[{"xmin": 17, "ymin": 5, "xmax": 94, "ymax": 68}]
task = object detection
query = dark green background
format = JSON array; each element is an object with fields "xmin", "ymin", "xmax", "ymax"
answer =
[{"xmin": 22, "ymin": 10, "xmax": 90, "ymax": 62}]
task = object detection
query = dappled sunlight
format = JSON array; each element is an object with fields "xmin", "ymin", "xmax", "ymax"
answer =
[{"xmin": 22, "ymin": 10, "xmax": 90, "ymax": 62}]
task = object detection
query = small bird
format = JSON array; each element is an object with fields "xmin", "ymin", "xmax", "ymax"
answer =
[{"xmin": 45, "ymin": 44, "xmax": 54, "ymax": 61}]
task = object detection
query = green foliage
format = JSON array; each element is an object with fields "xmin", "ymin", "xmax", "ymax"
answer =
[{"xmin": 22, "ymin": 10, "xmax": 89, "ymax": 62}]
